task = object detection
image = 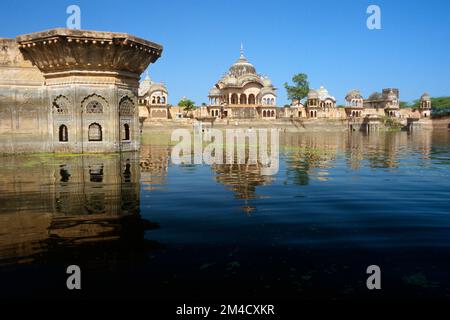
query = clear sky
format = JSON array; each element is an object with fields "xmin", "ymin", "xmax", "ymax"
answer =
[{"xmin": 1, "ymin": 0, "xmax": 449, "ymax": 105}]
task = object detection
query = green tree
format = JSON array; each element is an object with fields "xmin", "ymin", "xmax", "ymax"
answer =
[
  {"xmin": 178, "ymin": 98, "xmax": 196, "ymax": 111},
  {"xmin": 429, "ymin": 97, "xmax": 450, "ymax": 110},
  {"xmin": 400, "ymin": 101, "xmax": 410, "ymax": 108},
  {"xmin": 284, "ymin": 73, "xmax": 310, "ymax": 103},
  {"xmin": 408, "ymin": 97, "xmax": 450, "ymax": 110}
]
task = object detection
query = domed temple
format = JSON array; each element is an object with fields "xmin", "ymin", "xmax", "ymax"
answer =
[
  {"xmin": 206, "ymin": 45, "xmax": 277, "ymax": 119},
  {"xmin": 418, "ymin": 92, "xmax": 432, "ymax": 118},
  {"xmin": 138, "ymin": 73, "xmax": 169, "ymax": 120},
  {"xmin": 364, "ymin": 88, "xmax": 400, "ymax": 117},
  {"xmin": 306, "ymin": 86, "xmax": 338, "ymax": 118},
  {"xmin": 284, "ymin": 86, "xmax": 431, "ymax": 123},
  {"xmin": 0, "ymin": 29, "xmax": 162, "ymax": 153}
]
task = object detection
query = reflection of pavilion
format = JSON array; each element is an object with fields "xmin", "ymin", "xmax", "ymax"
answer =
[
  {"xmin": 348, "ymin": 130, "xmax": 432, "ymax": 168},
  {"xmin": 283, "ymin": 133, "xmax": 340, "ymax": 185},
  {"xmin": 0, "ymin": 153, "xmax": 155, "ymax": 265},
  {"xmin": 281, "ymin": 130, "xmax": 434, "ymax": 180},
  {"xmin": 140, "ymin": 144, "xmax": 170, "ymax": 190},
  {"xmin": 212, "ymin": 163, "xmax": 273, "ymax": 201},
  {"xmin": 343, "ymin": 130, "xmax": 407, "ymax": 170}
]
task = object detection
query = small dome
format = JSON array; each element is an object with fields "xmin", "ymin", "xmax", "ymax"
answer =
[
  {"xmin": 262, "ymin": 76, "xmax": 272, "ymax": 87},
  {"xmin": 259, "ymin": 86, "xmax": 276, "ymax": 97},
  {"xmin": 149, "ymin": 82, "xmax": 168, "ymax": 94},
  {"xmin": 308, "ymin": 90, "xmax": 319, "ymax": 99},
  {"xmin": 368, "ymin": 92, "xmax": 382, "ymax": 100},
  {"xmin": 421, "ymin": 92, "xmax": 431, "ymax": 101},
  {"xmin": 309, "ymin": 86, "xmax": 336, "ymax": 102},
  {"xmin": 317, "ymin": 86, "xmax": 335, "ymax": 101},
  {"xmin": 139, "ymin": 74, "xmax": 153, "ymax": 96},
  {"xmin": 345, "ymin": 89, "xmax": 363, "ymax": 101},
  {"xmin": 317, "ymin": 86, "xmax": 328, "ymax": 94},
  {"xmin": 209, "ymin": 87, "xmax": 221, "ymax": 96}
]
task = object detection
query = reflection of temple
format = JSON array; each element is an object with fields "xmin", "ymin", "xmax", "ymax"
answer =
[
  {"xmin": 212, "ymin": 163, "xmax": 273, "ymax": 203},
  {"xmin": 0, "ymin": 153, "xmax": 153, "ymax": 265},
  {"xmin": 140, "ymin": 144, "xmax": 170, "ymax": 190},
  {"xmin": 346, "ymin": 131, "xmax": 432, "ymax": 169},
  {"xmin": 281, "ymin": 131, "xmax": 434, "ymax": 180},
  {"xmin": 364, "ymin": 133, "xmax": 406, "ymax": 168},
  {"xmin": 282, "ymin": 133, "xmax": 340, "ymax": 184}
]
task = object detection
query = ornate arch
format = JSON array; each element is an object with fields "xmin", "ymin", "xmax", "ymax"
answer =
[
  {"xmin": 88, "ymin": 123, "xmax": 102, "ymax": 141},
  {"xmin": 81, "ymin": 93, "xmax": 109, "ymax": 114},
  {"xmin": 119, "ymin": 96, "xmax": 135, "ymax": 116},
  {"xmin": 231, "ymin": 93, "xmax": 238, "ymax": 104},
  {"xmin": 52, "ymin": 95, "xmax": 71, "ymax": 115}
]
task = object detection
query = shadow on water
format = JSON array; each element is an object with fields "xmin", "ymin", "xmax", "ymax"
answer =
[{"xmin": 1, "ymin": 130, "xmax": 450, "ymax": 300}]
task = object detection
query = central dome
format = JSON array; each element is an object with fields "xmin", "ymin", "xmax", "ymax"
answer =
[{"xmin": 228, "ymin": 45, "xmax": 256, "ymax": 77}]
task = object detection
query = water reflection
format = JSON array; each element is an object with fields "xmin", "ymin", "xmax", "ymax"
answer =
[
  {"xmin": 0, "ymin": 152, "xmax": 158, "ymax": 266},
  {"xmin": 213, "ymin": 163, "xmax": 273, "ymax": 200},
  {"xmin": 140, "ymin": 144, "xmax": 170, "ymax": 190},
  {"xmin": 0, "ymin": 129, "xmax": 449, "ymax": 300}
]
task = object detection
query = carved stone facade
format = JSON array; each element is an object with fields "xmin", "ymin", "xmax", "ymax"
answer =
[
  {"xmin": 284, "ymin": 87, "xmax": 431, "ymax": 123},
  {"xmin": 364, "ymin": 88, "xmax": 400, "ymax": 117},
  {"xmin": 0, "ymin": 29, "xmax": 162, "ymax": 153}
]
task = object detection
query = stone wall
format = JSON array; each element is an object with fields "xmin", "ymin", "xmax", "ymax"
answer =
[
  {"xmin": 0, "ymin": 39, "xmax": 50, "ymax": 153},
  {"xmin": 430, "ymin": 116, "xmax": 450, "ymax": 130}
]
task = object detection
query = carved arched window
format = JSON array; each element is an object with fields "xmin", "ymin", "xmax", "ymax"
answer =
[
  {"xmin": 86, "ymin": 101, "xmax": 103, "ymax": 113},
  {"xmin": 59, "ymin": 124, "xmax": 68, "ymax": 142},
  {"xmin": 53, "ymin": 97, "xmax": 69, "ymax": 114},
  {"xmin": 231, "ymin": 93, "xmax": 238, "ymax": 104},
  {"xmin": 248, "ymin": 94, "xmax": 255, "ymax": 105},
  {"xmin": 88, "ymin": 123, "xmax": 102, "ymax": 141},
  {"xmin": 122, "ymin": 123, "xmax": 130, "ymax": 141},
  {"xmin": 119, "ymin": 98, "xmax": 134, "ymax": 116}
]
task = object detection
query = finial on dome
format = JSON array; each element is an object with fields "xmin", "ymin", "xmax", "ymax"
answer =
[
  {"xmin": 145, "ymin": 70, "xmax": 151, "ymax": 81},
  {"xmin": 240, "ymin": 42, "xmax": 244, "ymax": 58}
]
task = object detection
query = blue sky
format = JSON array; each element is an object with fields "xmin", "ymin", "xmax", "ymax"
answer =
[{"xmin": 1, "ymin": 0, "xmax": 449, "ymax": 105}]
